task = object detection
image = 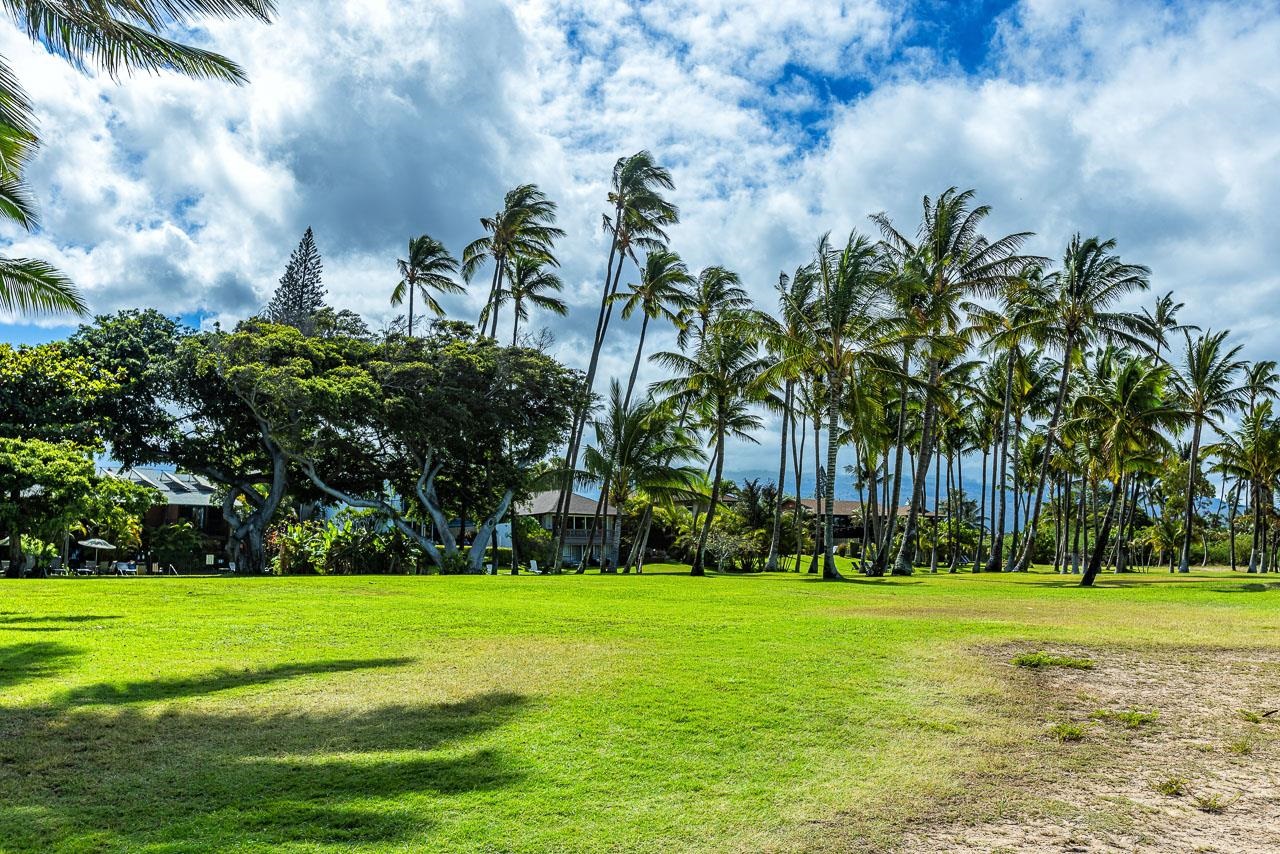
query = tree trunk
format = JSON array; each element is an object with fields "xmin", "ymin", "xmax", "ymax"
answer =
[
  {"xmin": 985, "ymin": 353, "xmax": 1015, "ymax": 571},
  {"xmin": 809, "ymin": 408, "xmax": 822, "ymax": 574},
  {"xmin": 893, "ymin": 361, "xmax": 940, "ymax": 575},
  {"xmin": 874, "ymin": 345, "xmax": 912, "ymax": 574},
  {"xmin": 1081, "ymin": 477, "xmax": 1123, "ymax": 586},
  {"xmin": 692, "ymin": 422, "xmax": 726, "ymax": 576},
  {"xmin": 974, "ymin": 445, "xmax": 988, "ymax": 573},
  {"xmin": 623, "ymin": 313, "xmax": 650, "ymax": 411},
  {"xmin": 823, "ymin": 385, "xmax": 843, "ymax": 580},
  {"xmin": 1178, "ymin": 419, "xmax": 1203, "ymax": 573},
  {"xmin": 792, "ymin": 393, "xmax": 805, "ymax": 572},
  {"xmin": 765, "ymin": 380, "xmax": 792, "ymax": 571},
  {"xmin": 1013, "ymin": 336, "xmax": 1073, "ymax": 571}
]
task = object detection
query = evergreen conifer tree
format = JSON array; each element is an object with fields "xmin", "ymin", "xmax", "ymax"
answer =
[{"xmin": 265, "ymin": 227, "xmax": 326, "ymax": 334}]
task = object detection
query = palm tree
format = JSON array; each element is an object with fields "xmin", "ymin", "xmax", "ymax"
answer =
[
  {"xmin": 1010, "ymin": 235, "xmax": 1150, "ymax": 572},
  {"xmin": 552, "ymin": 151, "xmax": 678, "ymax": 566},
  {"xmin": 748, "ymin": 268, "xmax": 816, "ymax": 571},
  {"xmin": 873, "ymin": 188, "xmax": 1035, "ymax": 575},
  {"xmin": 653, "ymin": 322, "xmax": 767, "ymax": 576},
  {"xmin": 0, "ymin": 0, "xmax": 273, "ymax": 317},
  {"xmin": 678, "ymin": 266, "xmax": 752, "ymax": 351},
  {"xmin": 391, "ymin": 235, "xmax": 462, "ymax": 335},
  {"xmin": 1069, "ymin": 352, "xmax": 1179, "ymax": 586},
  {"xmin": 778, "ymin": 232, "xmax": 900, "ymax": 578},
  {"xmin": 1140, "ymin": 290, "xmax": 1197, "ymax": 363},
  {"xmin": 1171, "ymin": 330, "xmax": 1246, "ymax": 572},
  {"xmin": 462, "ymin": 184, "xmax": 564, "ymax": 338},
  {"xmin": 499, "ymin": 256, "xmax": 567, "ymax": 346},
  {"xmin": 613, "ymin": 249, "xmax": 694, "ymax": 408},
  {"xmin": 1206, "ymin": 400, "xmax": 1280, "ymax": 573}
]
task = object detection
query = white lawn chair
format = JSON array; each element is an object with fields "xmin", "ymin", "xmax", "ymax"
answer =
[
  {"xmin": 20, "ymin": 555, "xmax": 35, "ymax": 576},
  {"xmin": 527, "ymin": 559, "xmax": 540, "ymax": 575},
  {"xmin": 115, "ymin": 561, "xmax": 138, "ymax": 576}
]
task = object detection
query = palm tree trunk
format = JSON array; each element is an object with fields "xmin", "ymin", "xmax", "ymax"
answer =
[
  {"xmin": 985, "ymin": 353, "xmax": 1015, "ymax": 571},
  {"xmin": 623, "ymin": 313, "xmax": 650, "ymax": 411},
  {"xmin": 1081, "ymin": 475, "xmax": 1124, "ymax": 586},
  {"xmin": 893, "ymin": 362, "xmax": 940, "ymax": 575},
  {"xmin": 874, "ymin": 346, "xmax": 911, "ymax": 573},
  {"xmin": 766, "ymin": 380, "xmax": 792, "ymax": 572},
  {"xmin": 407, "ymin": 281, "xmax": 415, "ymax": 338},
  {"xmin": 809, "ymin": 409, "xmax": 822, "ymax": 574},
  {"xmin": 1178, "ymin": 419, "xmax": 1204, "ymax": 573},
  {"xmin": 792, "ymin": 395, "xmax": 805, "ymax": 572},
  {"xmin": 974, "ymin": 445, "xmax": 988, "ymax": 573},
  {"xmin": 823, "ymin": 385, "xmax": 843, "ymax": 580},
  {"xmin": 930, "ymin": 439, "xmax": 941, "ymax": 573},
  {"xmin": 1013, "ymin": 337, "xmax": 1074, "ymax": 571},
  {"xmin": 692, "ymin": 422, "xmax": 726, "ymax": 576},
  {"xmin": 1228, "ymin": 479, "xmax": 1238, "ymax": 571}
]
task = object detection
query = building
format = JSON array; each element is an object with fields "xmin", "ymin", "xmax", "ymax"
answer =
[
  {"xmin": 99, "ymin": 467, "xmax": 229, "ymax": 539},
  {"xmin": 783, "ymin": 498, "xmax": 930, "ymax": 543},
  {"xmin": 517, "ymin": 490, "xmax": 619, "ymax": 566}
]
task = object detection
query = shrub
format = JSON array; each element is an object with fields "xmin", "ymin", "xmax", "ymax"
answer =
[
  {"xmin": 1154, "ymin": 777, "xmax": 1188, "ymax": 797},
  {"xmin": 1012, "ymin": 651, "xmax": 1095, "ymax": 670},
  {"xmin": 1050, "ymin": 722, "xmax": 1086, "ymax": 742},
  {"xmin": 151, "ymin": 521, "xmax": 204, "ymax": 571}
]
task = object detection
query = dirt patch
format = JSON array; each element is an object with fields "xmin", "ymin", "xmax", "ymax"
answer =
[{"xmin": 898, "ymin": 645, "xmax": 1280, "ymax": 853}]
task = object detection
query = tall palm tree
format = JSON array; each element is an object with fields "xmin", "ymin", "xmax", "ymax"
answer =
[
  {"xmin": 1207, "ymin": 401, "xmax": 1280, "ymax": 573},
  {"xmin": 653, "ymin": 322, "xmax": 767, "ymax": 576},
  {"xmin": 678, "ymin": 265, "xmax": 752, "ymax": 352},
  {"xmin": 874, "ymin": 188, "xmax": 1035, "ymax": 575},
  {"xmin": 497, "ymin": 256, "xmax": 567, "ymax": 346},
  {"xmin": 1069, "ymin": 352, "xmax": 1179, "ymax": 586},
  {"xmin": 462, "ymin": 184, "xmax": 564, "ymax": 338},
  {"xmin": 391, "ymin": 235, "xmax": 462, "ymax": 335},
  {"xmin": 776, "ymin": 232, "xmax": 900, "ymax": 578},
  {"xmin": 1172, "ymin": 329, "xmax": 1246, "ymax": 572},
  {"xmin": 552, "ymin": 151, "xmax": 678, "ymax": 566},
  {"xmin": 0, "ymin": 0, "xmax": 274, "ymax": 317},
  {"xmin": 747, "ymin": 267, "xmax": 816, "ymax": 571},
  {"xmin": 1010, "ymin": 235, "xmax": 1150, "ymax": 572},
  {"xmin": 1140, "ymin": 290, "xmax": 1197, "ymax": 363},
  {"xmin": 613, "ymin": 249, "xmax": 694, "ymax": 408}
]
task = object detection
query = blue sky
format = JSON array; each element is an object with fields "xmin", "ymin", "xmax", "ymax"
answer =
[{"xmin": 3, "ymin": 0, "xmax": 1280, "ymax": 476}]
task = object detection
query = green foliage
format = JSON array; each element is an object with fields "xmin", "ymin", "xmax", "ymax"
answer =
[
  {"xmin": 151, "ymin": 521, "xmax": 204, "ymax": 571},
  {"xmin": 1012, "ymin": 651, "xmax": 1095, "ymax": 670},
  {"xmin": 1193, "ymin": 793, "xmax": 1233, "ymax": 813},
  {"xmin": 1089, "ymin": 708, "xmax": 1159, "ymax": 729},
  {"xmin": 1226, "ymin": 738, "xmax": 1254, "ymax": 756},
  {"xmin": 1049, "ymin": 721, "xmax": 1086, "ymax": 742},
  {"xmin": 513, "ymin": 515, "xmax": 553, "ymax": 568},
  {"xmin": 1154, "ymin": 776, "xmax": 1188, "ymax": 796}
]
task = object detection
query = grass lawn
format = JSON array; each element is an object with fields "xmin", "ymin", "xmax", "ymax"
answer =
[{"xmin": 1, "ymin": 566, "xmax": 1277, "ymax": 852}]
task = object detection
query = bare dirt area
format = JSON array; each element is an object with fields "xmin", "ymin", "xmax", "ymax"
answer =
[{"xmin": 898, "ymin": 645, "xmax": 1280, "ymax": 853}]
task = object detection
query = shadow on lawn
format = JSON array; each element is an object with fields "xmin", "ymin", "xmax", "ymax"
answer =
[
  {"xmin": 0, "ymin": 614, "xmax": 123, "ymax": 633},
  {"xmin": 0, "ymin": 657, "xmax": 529, "ymax": 850},
  {"xmin": 58, "ymin": 657, "xmax": 415, "ymax": 707},
  {"xmin": 0, "ymin": 641, "xmax": 81, "ymax": 689}
]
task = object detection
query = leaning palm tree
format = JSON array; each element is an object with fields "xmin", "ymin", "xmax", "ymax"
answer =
[
  {"xmin": 0, "ymin": 0, "xmax": 274, "ymax": 317},
  {"xmin": 1171, "ymin": 329, "xmax": 1246, "ymax": 572},
  {"xmin": 391, "ymin": 235, "xmax": 463, "ymax": 335},
  {"xmin": 1009, "ymin": 234, "xmax": 1150, "ymax": 572},
  {"xmin": 653, "ymin": 321, "xmax": 767, "ymax": 576},
  {"xmin": 462, "ymin": 184, "xmax": 564, "ymax": 338},
  {"xmin": 1140, "ymin": 290, "xmax": 1197, "ymax": 363},
  {"xmin": 874, "ymin": 188, "xmax": 1036, "ymax": 575},
  {"xmin": 495, "ymin": 255, "xmax": 567, "ymax": 346},
  {"xmin": 552, "ymin": 151, "xmax": 679, "ymax": 565},
  {"xmin": 613, "ymin": 248, "xmax": 694, "ymax": 407},
  {"xmin": 1069, "ymin": 352, "xmax": 1179, "ymax": 586},
  {"xmin": 678, "ymin": 265, "xmax": 753, "ymax": 352}
]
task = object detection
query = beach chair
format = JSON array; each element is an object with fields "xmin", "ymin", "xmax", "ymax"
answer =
[
  {"xmin": 527, "ymin": 559, "xmax": 541, "ymax": 575},
  {"xmin": 48, "ymin": 557, "xmax": 67, "ymax": 577},
  {"xmin": 115, "ymin": 562, "xmax": 138, "ymax": 576},
  {"xmin": 76, "ymin": 561, "xmax": 97, "ymax": 577}
]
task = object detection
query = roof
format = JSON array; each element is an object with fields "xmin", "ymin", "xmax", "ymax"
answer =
[
  {"xmin": 788, "ymin": 498, "xmax": 924, "ymax": 517},
  {"xmin": 99, "ymin": 467, "xmax": 220, "ymax": 507},
  {"xmin": 518, "ymin": 490, "xmax": 617, "ymax": 517}
]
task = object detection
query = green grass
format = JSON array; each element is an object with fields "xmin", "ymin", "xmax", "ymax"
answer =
[
  {"xmin": 1, "ymin": 566, "xmax": 1276, "ymax": 852},
  {"xmin": 1011, "ymin": 650, "xmax": 1096, "ymax": 670},
  {"xmin": 1089, "ymin": 708, "xmax": 1159, "ymax": 729}
]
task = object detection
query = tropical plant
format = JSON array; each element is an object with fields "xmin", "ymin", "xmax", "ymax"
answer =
[{"xmin": 391, "ymin": 234, "xmax": 463, "ymax": 335}]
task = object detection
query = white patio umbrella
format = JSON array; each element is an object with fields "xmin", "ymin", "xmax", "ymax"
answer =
[{"xmin": 78, "ymin": 538, "xmax": 116, "ymax": 565}]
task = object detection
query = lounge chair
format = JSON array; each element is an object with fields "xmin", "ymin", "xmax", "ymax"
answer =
[
  {"xmin": 75, "ymin": 561, "xmax": 97, "ymax": 577},
  {"xmin": 48, "ymin": 558, "xmax": 67, "ymax": 577},
  {"xmin": 115, "ymin": 562, "xmax": 138, "ymax": 576},
  {"xmin": 526, "ymin": 559, "xmax": 541, "ymax": 575}
]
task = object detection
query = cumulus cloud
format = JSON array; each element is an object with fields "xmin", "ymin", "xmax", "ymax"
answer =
[{"xmin": 3, "ymin": 0, "xmax": 1279, "ymax": 473}]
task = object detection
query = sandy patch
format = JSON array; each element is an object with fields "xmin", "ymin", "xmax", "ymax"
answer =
[{"xmin": 898, "ymin": 646, "xmax": 1280, "ymax": 853}]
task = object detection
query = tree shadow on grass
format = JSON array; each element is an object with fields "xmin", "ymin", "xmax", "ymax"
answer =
[
  {"xmin": 0, "ymin": 658, "xmax": 529, "ymax": 850},
  {"xmin": 58, "ymin": 657, "xmax": 416, "ymax": 707},
  {"xmin": 0, "ymin": 614, "xmax": 123, "ymax": 633},
  {"xmin": 0, "ymin": 641, "xmax": 80, "ymax": 689},
  {"xmin": 1210, "ymin": 581, "xmax": 1280, "ymax": 593}
]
